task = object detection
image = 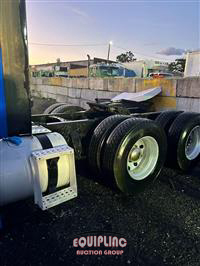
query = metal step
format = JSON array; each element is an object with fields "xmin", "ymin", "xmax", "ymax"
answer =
[
  {"xmin": 41, "ymin": 187, "xmax": 77, "ymax": 210},
  {"xmin": 31, "ymin": 144, "xmax": 77, "ymax": 210}
]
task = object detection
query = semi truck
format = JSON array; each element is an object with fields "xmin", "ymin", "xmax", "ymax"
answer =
[
  {"xmin": 0, "ymin": 0, "xmax": 200, "ymax": 218},
  {"xmin": 89, "ymin": 63, "xmax": 136, "ymax": 77}
]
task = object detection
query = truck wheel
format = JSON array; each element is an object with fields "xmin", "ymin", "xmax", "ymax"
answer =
[
  {"xmin": 43, "ymin": 103, "xmax": 66, "ymax": 114},
  {"xmin": 168, "ymin": 112, "xmax": 200, "ymax": 170},
  {"xmin": 102, "ymin": 118, "xmax": 167, "ymax": 194},
  {"xmin": 51, "ymin": 104, "xmax": 85, "ymax": 114},
  {"xmin": 155, "ymin": 110, "xmax": 183, "ymax": 133},
  {"xmin": 88, "ymin": 115, "xmax": 128, "ymax": 174}
]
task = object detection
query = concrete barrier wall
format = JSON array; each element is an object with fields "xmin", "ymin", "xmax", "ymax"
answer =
[{"xmin": 31, "ymin": 77, "xmax": 200, "ymax": 111}]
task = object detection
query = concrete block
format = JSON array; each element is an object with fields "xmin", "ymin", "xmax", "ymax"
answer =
[
  {"xmin": 50, "ymin": 77, "xmax": 62, "ymax": 86},
  {"xmin": 42, "ymin": 77, "xmax": 51, "ymax": 85},
  {"xmin": 46, "ymin": 85, "xmax": 57, "ymax": 94},
  {"xmin": 47, "ymin": 92, "xmax": 57, "ymax": 100},
  {"xmin": 108, "ymin": 78, "xmax": 119, "ymax": 91},
  {"xmin": 176, "ymin": 97, "xmax": 200, "ymax": 112},
  {"xmin": 103, "ymin": 79, "xmax": 108, "ymax": 91},
  {"xmin": 81, "ymin": 88, "xmax": 97, "ymax": 101},
  {"xmin": 135, "ymin": 78, "xmax": 177, "ymax": 97},
  {"xmin": 56, "ymin": 94, "xmax": 68, "ymax": 103},
  {"xmin": 177, "ymin": 77, "xmax": 200, "ymax": 98},
  {"xmin": 40, "ymin": 85, "xmax": 49, "ymax": 93},
  {"xmin": 35, "ymin": 78, "xmax": 43, "ymax": 85},
  {"xmin": 68, "ymin": 88, "xmax": 81, "ymax": 98},
  {"xmin": 35, "ymin": 85, "xmax": 43, "ymax": 93},
  {"xmin": 61, "ymin": 77, "xmax": 67, "ymax": 87},
  {"xmin": 107, "ymin": 78, "xmax": 135, "ymax": 92},
  {"xmin": 30, "ymin": 78, "xmax": 37, "ymax": 85},
  {"xmin": 97, "ymin": 90, "xmax": 119, "ymax": 100},
  {"xmin": 57, "ymin": 86, "xmax": 68, "ymax": 96},
  {"xmin": 108, "ymin": 78, "xmax": 133, "ymax": 92},
  {"xmin": 62, "ymin": 78, "xmax": 73, "ymax": 88},
  {"xmin": 151, "ymin": 96, "xmax": 177, "ymax": 111},
  {"xmin": 123, "ymin": 78, "xmax": 136, "ymax": 92},
  {"xmin": 89, "ymin": 78, "xmax": 104, "ymax": 90},
  {"xmin": 76, "ymin": 78, "xmax": 89, "ymax": 89},
  {"xmin": 71, "ymin": 78, "xmax": 78, "ymax": 88},
  {"xmin": 67, "ymin": 97, "xmax": 80, "ymax": 105}
]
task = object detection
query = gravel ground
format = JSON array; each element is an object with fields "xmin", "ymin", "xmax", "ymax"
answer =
[
  {"xmin": 1, "ymin": 98, "xmax": 200, "ymax": 266},
  {"xmin": 1, "ymin": 164, "xmax": 200, "ymax": 266}
]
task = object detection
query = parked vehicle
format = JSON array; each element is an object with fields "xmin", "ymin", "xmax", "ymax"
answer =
[
  {"xmin": 89, "ymin": 63, "xmax": 136, "ymax": 77},
  {"xmin": 54, "ymin": 66, "xmax": 68, "ymax": 77},
  {"xmin": 149, "ymin": 72, "xmax": 174, "ymax": 78},
  {"xmin": 122, "ymin": 60, "xmax": 169, "ymax": 78},
  {"xmin": 1, "ymin": 1, "xmax": 200, "ymax": 226}
]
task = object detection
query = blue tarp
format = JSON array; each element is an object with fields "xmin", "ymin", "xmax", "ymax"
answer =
[{"xmin": 0, "ymin": 48, "xmax": 8, "ymax": 138}]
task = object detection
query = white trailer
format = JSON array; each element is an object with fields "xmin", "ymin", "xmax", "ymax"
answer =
[
  {"xmin": 184, "ymin": 50, "xmax": 200, "ymax": 77},
  {"xmin": 122, "ymin": 60, "xmax": 169, "ymax": 78}
]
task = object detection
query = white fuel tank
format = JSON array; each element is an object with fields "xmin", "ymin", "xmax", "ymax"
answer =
[{"xmin": 0, "ymin": 132, "xmax": 68, "ymax": 206}]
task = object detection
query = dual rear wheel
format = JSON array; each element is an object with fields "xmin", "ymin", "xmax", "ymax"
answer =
[
  {"xmin": 88, "ymin": 115, "xmax": 167, "ymax": 194},
  {"xmin": 155, "ymin": 111, "xmax": 200, "ymax": 171},
  {"xmin": 88, "ymin": 111, "xmax": 200, "ymax": 193}
]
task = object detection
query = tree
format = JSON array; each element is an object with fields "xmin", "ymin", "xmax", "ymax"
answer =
[
  {"xmin": 56, "ymin": 58, "xmax": 61, "ymax": 66},
  {"xmin": 116, "ymin": 51, "xmax": 137, "ymax": 63},
  {"xmin": 168, "ymin": 58, "xmax": 186, "ymax": 73}
]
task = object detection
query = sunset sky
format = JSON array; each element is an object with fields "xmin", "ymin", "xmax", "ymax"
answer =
[{"xmin": 26, "ymin": 0, "xmax": 200, "ymax": 65}]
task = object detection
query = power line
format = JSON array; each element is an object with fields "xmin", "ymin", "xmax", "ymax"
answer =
[
  {"xmin": 29, "ymin": 41, "xmax": 172, "ymax": 61},
  {"xmin": 29, "ymin": 42, "xmax": 107, "ymax": 47}
]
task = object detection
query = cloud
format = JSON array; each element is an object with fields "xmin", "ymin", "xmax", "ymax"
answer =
[
  {"xmin": 70, "ymin": 7, "xmax": 90, "ymax": 20},
  {"xmin": 157, "ymin": 47, "xmax": 185, "ymax": 56}
]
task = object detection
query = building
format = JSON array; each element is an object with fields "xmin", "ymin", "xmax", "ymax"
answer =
[{"xmin": 30, "ymin": 57, "xmax": 116, "ymax": 78}]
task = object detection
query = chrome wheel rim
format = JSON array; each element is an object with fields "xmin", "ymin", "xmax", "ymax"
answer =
[
  {"xmin": 127, "ymin": 136, "xmax": 159, "ymax": 181},
  {"xmin": 185, "ymin": 126, "xmax": 200, "ymax": 160}
]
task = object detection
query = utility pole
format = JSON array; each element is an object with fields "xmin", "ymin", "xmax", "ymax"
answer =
[
  {"xmin": 87, "ymin": 54, "xmax": 90, "ymax": 78},
  {"xmin": 107, "ymin": 41, "xmax": 113, "ymax": 63}
]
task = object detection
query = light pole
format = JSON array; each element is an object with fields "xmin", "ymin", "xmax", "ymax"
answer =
[{"xmin": 107, "ymin": 41, "xmax": 113, "ymax": 63}]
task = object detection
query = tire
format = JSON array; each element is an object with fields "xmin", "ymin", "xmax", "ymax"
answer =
[
  {"xmin": 155, "ymin": 110, "xmax": 183, "ymax": 133},
  {"xmin": 167, "ymin": 112, "xmax": 200, "ymax": 171},
  {"xmin": 102, "ymin": 118, "xmax": 167, "ymax": 194},
  {"xmin": 51, "ymin": 104, "xmax": 85, "ymax": 114},
  {"xmin": 88, "ymin": 115, "xmax": 129, "ymax": 174},
  {"xmin": 43, "ymin": 103, "xmax": 66, "ymax": 114}
]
